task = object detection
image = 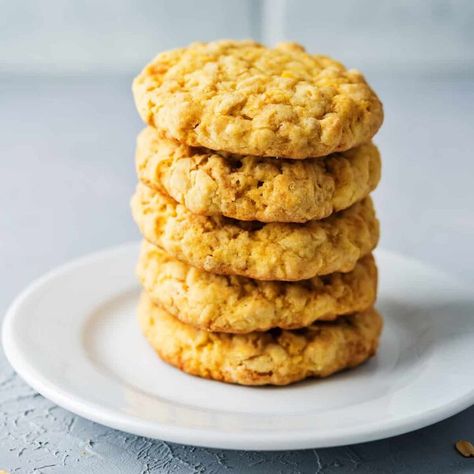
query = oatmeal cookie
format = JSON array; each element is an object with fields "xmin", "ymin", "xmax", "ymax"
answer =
[
  {"xmin": 138, "ymin": 292, "xmax": 382, "ymax": 386},
  {"xmin": 138, "ymin": 241, "xmax": 377, "ymax": 333},
  {"xmin": 131, "ymin": 184, "xmax": 379, "ymax": 281},
  {"xmin": 136, "ymin": 127, "xmax": 381, "ymax": 222},
  {"xmin": 132, "ymin": 40, "xmax": 383, "ymax": 159}
]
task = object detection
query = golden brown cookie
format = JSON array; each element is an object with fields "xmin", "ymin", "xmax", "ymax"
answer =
[
  {"xmin": 130, "ymin": 184, "xmax": 379, "ymax": 281},
  {"xmin": 132, "ymin": 40, "xmax": 383, "ymax": 159},
  {"xmin": 138, "ymin": 293, "xmax": 383, "ymax": 386},
  {"xmin": 136, "ymin": 127, "xmax": 381, "ymax": 223},
  {"xmin": 138, "ymin": 240, "xmax": 378, "ymax": 333}
]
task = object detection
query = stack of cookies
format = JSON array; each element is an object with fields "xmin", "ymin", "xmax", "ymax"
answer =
[{"xmin": 131, "ymin": 40, "xmax": 384, "ymax": 386}]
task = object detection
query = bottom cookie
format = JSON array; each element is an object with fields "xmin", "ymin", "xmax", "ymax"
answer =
[{"xmin": 138, "ymin": 293, "xmax": 383, "ymax": 386}]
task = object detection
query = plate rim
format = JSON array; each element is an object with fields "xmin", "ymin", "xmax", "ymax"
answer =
[{"xmin": 3, "ymin": 242, "xmax": 474, "ymax": 450}]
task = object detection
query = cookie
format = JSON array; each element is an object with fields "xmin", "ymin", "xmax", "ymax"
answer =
[
  {"xmin": 138, "ymin": 240, "xmax": 378, "ymax": 333},
  {"xmin": 136, "ymin": 127, "xmax": 381, "ymax": 223},
  {"xmin": 133, "ymin": 40, "xmax": 383, "ymax": 159},
  {"xmin": 130, "ymin": 184, "xmax": 379, "ymax": 281},
  {"xmin": 138, "ymin": 293, "xmax": 382, "ymax": 386}
]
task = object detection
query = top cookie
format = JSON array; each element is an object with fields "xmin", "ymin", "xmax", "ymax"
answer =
[{"xmin": 132, "ymin": 40, "xmax": 383, "ymax": 159}]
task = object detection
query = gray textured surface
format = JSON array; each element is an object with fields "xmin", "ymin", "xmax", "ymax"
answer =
[{"xmin": 1, "ymin": 74, "xmax": 474, "ymax": 473}]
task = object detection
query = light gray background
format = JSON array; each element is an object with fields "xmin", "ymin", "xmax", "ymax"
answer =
[{"xmin": 1, "ymin": 1, "xmax": 474, "ymax": 472}]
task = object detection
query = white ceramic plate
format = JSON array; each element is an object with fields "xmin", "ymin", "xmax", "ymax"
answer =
[{"xmin": 3, "ymin": 243, "xmax": 474, "ymax": 450}]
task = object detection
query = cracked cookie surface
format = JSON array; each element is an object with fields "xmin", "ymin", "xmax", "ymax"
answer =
[
  {"xmin": 136, "ymin": 127, "xmax": 381, "ymax": 223},
  {"xmin": 138, "ymin": 241, "xmax": 378, "ymax": 333},
  {"xmin": 132, "ymin": 40, "xmax": 383, "ymax": 159},
  {"xmin": 131, "ymin": 184, "xmax": 379, "ymax": 281},
  {"xmin": 138, "ymin": 292, "xmax": 382, "ymax": 386}
]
